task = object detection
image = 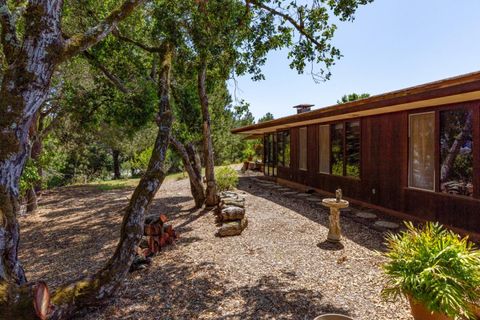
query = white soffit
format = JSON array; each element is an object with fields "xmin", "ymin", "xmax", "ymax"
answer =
[{"xmin": 238, "ymin": 91, "xmax": 480, "ymax": 135}]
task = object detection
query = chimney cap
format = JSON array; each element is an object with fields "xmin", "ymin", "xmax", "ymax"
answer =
[{"xmin": 293, "ymin": 104, "xmax": 315, "ymax": 109}]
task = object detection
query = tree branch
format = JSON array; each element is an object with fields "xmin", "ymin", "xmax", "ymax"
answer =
[
  {"xmin": 83, "ymin": 51, "xmax": 130, "ymax": 94},
  {"xmin": 112, "ymin": 28, "xmax": 163, "ymax": 53},
  {"xmin": 0, "ymin": 0, "xmax": 19, "ymax": 62},
  {"xmin": 249, "ymin": 0, "xmax": 323, "ymax": 49},
  {"xmin": 62, "ymin": 0, "xmax": 146, "ymax": 59}
]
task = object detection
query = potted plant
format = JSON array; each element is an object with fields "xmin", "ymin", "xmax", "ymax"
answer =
[{"xmin": 381, "ymin": 222, "xmax": 480, "ymax": 320}]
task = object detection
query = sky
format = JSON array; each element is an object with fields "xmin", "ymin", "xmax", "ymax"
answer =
[{"xmin": 227, "ymin": 1, "xmax": 480, "ymax": 121}]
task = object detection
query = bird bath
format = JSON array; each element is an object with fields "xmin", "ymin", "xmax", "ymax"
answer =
[{"xmin": 321, "ymin": 194, "xmax": 349, "ymax": 242}]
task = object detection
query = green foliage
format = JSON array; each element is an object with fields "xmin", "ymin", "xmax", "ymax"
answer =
[
  {"xmin": 209, "ymin": 87, "xmax": 255, "ymax": 165},
  {"xmin": 242, "ymin": 142, "xmax": 257, "ymax": 161},
  {"xmin": 345, "ymin": 164, "xmax": 359, "ymax": 177},
  {"xmin": 258, "ymin": 112, "xmax": 274, "ymax": 123},
  {"xmin": 337, "ymin": 93, "xmax": 370, "ymax": 104},
  {"xmin": 129, "ymin": 146, "xmax": 153, "ymax": 175},
  {"xmin": 382, "ymin": 222, "xmax": 480, "ymax": 319},
  {"xmin": 19, "ymin": 160, "xmax": 41, "ymax": 197},
  {"xmin": 23, "ymin": 0, "xmax": 373, "ymax": 190},
  {"xmin": 215, "ymin": 166, "xmax": 239, "ymax": 192}
]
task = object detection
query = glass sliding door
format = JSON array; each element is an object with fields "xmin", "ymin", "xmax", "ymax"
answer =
[{"xmin": 263, "ymin": 133, "xmax": 277, "ymax": 177}]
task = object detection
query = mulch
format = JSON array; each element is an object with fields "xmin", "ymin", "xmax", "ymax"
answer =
[{"xmin": 18, "ymin": 171, "xmax": 411, "ymax": 320}]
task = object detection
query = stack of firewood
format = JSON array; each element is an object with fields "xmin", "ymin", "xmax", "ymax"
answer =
[
  {"xmin": 215, "ymin": 191, "xmax": 248, "ymax": 237},
  {"xmin": 130, "ymin": 213, "xmax": 177, "ymax": 272}
]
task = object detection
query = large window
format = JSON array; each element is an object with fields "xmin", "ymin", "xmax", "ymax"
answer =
[
  {"xmin": 440, "ymin": 109, "xmax": 473, "ymax": 197},
  {"xmin": 329, "ymin": 121, "xmax": 361, "ymax": 177},
  {"xmin": 409, "ymin": 112, "xmax": 435, "ymax": 190},
  {"xmin": 409, "ymin": 108, "xmax": 474, "ymax": 197},
  {"xmin": 346, "ymin": 121, "xmax": 361, "ymax": 177},
  {"xmin": 318, "ymin": 125, "xmax": 330, "ymax": 173},
  {"xmin": 264, "ymin": 133, "xmax": 277, "ymax": 176},
  {"xmin": 277, "ymin": 130, "xmax": 290, "ymax": 168},
  {"xmin": 299, "ymin": 127, "xmax": 308, "ymax": 170},
  {"xmin": 331, "ymin": 123, "xmax": 344, "ymax": 175}
]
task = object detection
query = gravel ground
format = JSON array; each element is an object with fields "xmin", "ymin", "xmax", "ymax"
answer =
[{"xmin": 19, "ymin": 172, "xmax": 411, "ymax": 320}]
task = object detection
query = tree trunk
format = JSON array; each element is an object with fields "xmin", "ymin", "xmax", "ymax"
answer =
[
  {"xmin": 170, "ymin": 137, "xmax": 205, "ymax": 208},
  {"xmin": 25, "ymin": 187, "xmax": 38, "ymax": 214},
  {"xmin": 112, "ymin": 149, "xmax": 122, "ymax": 180},
  {"xmin": 197, "ymin": 60, "xmax": 218, "ymax": 207},
  {"xmin": 0, "ymin": 0, "xmax": 66, "ymax": 286},
  {"xmin": 0, "ymin": 0, "xmax": 146, "ymax": 315},
  {"xmin": 186, "ymin": 143, "xmax": 202, "ymax": 182},
  {"xmin": 49, "ymin": 44, "xmax": 174, "ymax": 319}
]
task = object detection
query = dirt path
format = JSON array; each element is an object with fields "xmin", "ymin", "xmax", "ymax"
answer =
[{"xmin": 19, "ymin": 175, "xmax": 411, "ymax": 319}]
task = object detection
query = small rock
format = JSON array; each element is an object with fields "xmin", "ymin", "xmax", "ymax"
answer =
[
  {"xmin": 356, "ymin": 212, "xmax": 377, "ymax": 220},
  {"xmin": 374, "ymin": 220, "xmax": 399, "ymax": 229},
  {"xmin": 296, "ymin": 193, "xmax": 310, "ymax": 198}
]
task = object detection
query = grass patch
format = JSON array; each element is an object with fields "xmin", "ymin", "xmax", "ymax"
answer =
[{"xmin": 88, "ymin": 164, "xmax": 241, "ymax": 191}]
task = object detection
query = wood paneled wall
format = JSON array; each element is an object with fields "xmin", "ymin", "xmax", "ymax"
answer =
[{"xmin": 274, "ymin": 101, "xmax": 480, "ymax": 234}]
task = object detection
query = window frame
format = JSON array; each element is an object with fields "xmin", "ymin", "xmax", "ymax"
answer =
[
  {"xmin": 324, "ymin": 120, "xmax": 362, "ymax": 179},
  {"xmin": 277, "ymin": 130, "xmax": 291, "ymax": 168},
  {"xmin": 318, "ymin": 124, "xmax": 331, "ymax": 174},
  {"xmin": 408, "ymin": 111, "xmax": 436, "ymax": 192},
  {"xmin": 407, "ymin": 102, "xmax": 479, "ymax": 199},
  {"xmin": 298, "ymin": 126, "xmax": 308, "ymax": 171}
]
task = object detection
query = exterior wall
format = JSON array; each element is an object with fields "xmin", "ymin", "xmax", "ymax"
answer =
[{"xmin": 272, "ymin": 101, "xmax": 480, "ymax": 235}]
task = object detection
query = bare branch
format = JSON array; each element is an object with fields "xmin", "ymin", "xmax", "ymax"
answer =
[
  {"xmin": 112, "ymin": 28, "xmax": 163, "ymax": 53},
  {"xmin": 83, "ymin": 51, "xmax": 130, "ymax": 94},
  {"xmin": 0, "ymin": 0, "xmax": 19, "ymax": 62},
  {"xmin": 249, "ymin": 0, "xmax": 323, "ymax": 50},
  {"xmin": 62, "ymin": 0, "xmax": 146, "ymax": 59}
]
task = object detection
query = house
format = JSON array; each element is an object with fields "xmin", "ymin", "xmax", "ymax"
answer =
[{"xmin": 232, "ymin": 71, "xmax": 480, "ymax": 237}]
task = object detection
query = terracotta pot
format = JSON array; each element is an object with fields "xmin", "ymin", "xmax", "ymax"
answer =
[
  {"xmin": 469, "ymin": 302, "xmax": 480, "ymax": 319},
  {"xmin": 408, "ymin": 296, "xmax": 452, "ymax": 320}
]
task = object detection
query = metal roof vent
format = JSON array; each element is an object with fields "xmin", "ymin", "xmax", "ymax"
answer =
[{"xmin": 293, "ymin": 104, "xmax": 314, "ymax": 114}]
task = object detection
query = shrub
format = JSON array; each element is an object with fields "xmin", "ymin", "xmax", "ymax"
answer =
[
  {"xmin": 215, "ymin": 166, "xmax": 239, "ymax": 192},
  {"xmin": 381, "ymin": 222, "xmax": 480, "ymax": 319},
  {"xmin": 19, "ymin": 160, "xmax": 41, "ymax": 197}
]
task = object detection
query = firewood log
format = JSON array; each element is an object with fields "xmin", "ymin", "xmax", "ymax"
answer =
[
  {"xmin": 216, "ymin": 217, "xmax": 248, "ymax": 237},
  {"xmin": 139, "ymin": 237, "xmax": 149, "ymax": 249},
  {"xmin": 160, "ymin": 214, "xmax": 168, "ymax": 224},
  {"xmin": 145, "ymin": 214, "xmax": 160, "ymax": 225},
  {"xmin": 145, "ymin": 213, "xmax": 168, "ymax": 226},
  {"xmin": 219, "ymin": 206, "xmax": 245, "ymax": 221},
  {"xmin": 144, "ymin": 224, "xmax": 163, "ymax": 236},
  {"xmin": 142, "ymin": 248, "xmax": 153, "ymax": 257},
  {"xmin": 33, "ymin": 282, "xmax": 50, "ymax": 320},
  {"xmin": 163, "ymin": 224, "xmax": 174, "ymax": 237},
  {"xmin": 159, "ymin": 235, "xmax": 166, "ymax": 248},
  {"xmin": 147, "ymin": 236, "xmax": 159, "ymax": 253}
]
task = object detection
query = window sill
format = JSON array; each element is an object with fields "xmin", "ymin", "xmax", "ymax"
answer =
[
  {"xmin": 404, "ymin": 187, "xmax": 480, "ymax": 202},
  {"xmin": 317, "ymin": 172, "xmax": 361, "ymax": 182}
]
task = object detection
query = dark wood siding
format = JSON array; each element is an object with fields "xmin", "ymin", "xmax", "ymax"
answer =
[
  {"xmin": 277, "ymin": 101, "xmax": 480, "ymax": 235},
  {"xmin": 361, "ymin": 112, "xmax": 408, "ymax": 211}
]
